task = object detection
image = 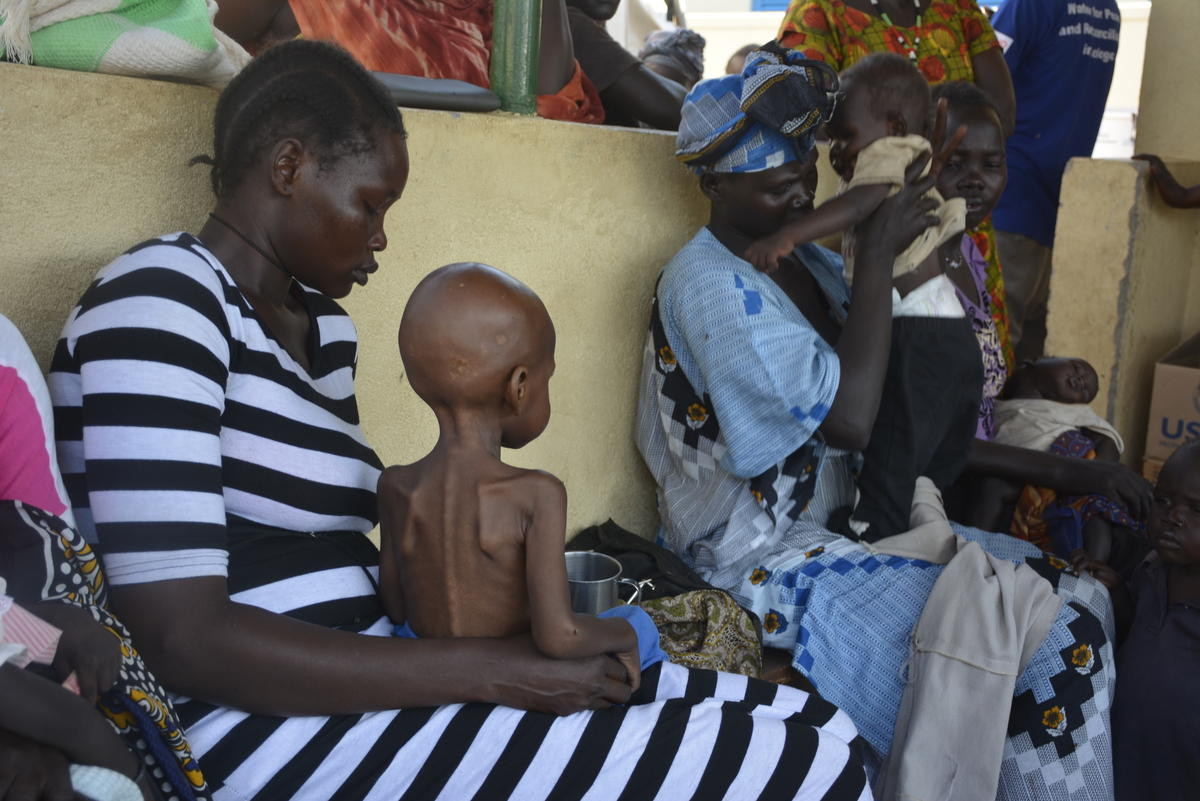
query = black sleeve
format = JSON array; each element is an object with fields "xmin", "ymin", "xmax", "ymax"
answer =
[{"xmin": 566, "ymin": 7, "xmax": 640, "ymax": 92}]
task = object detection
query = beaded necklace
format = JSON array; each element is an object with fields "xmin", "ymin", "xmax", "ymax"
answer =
[{"xmin": 868, "ymin": 0, "xmax": 924, "ymax": 63}]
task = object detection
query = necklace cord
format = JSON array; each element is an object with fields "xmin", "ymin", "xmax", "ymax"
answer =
[
  {"xmin": 207, "ymin": 213, "xmax": 291, "ymax": 278},
  {"xmin": 868, "ymin": 0, "xmax": 924, "ymax": 58}
]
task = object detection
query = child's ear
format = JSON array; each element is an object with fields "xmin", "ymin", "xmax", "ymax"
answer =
[
  {"xmin": 887, "ymin": 111, "xmax": 908, "ymax": 138},
  {"xmin": 505, "ymin": 366, "xmax": 529, "ymax": 412},
  {"xmin": 699, "ymin": 171, "xmax": 722, "ymax": 201}
]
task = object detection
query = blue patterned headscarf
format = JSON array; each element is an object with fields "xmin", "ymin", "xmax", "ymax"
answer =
[{"xmin": 676, "ymin": 45, "xmax": 839, "ymax": 174}]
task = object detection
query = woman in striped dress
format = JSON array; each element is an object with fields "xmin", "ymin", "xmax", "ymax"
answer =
[{"xmin": 48, "ymin": 40, "xmax": 870, "ymax": 801}]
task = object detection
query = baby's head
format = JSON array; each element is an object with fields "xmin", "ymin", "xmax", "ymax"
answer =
[
  {"xmin": 827, "ymin": 52, "xmax": 931, "ymax": 180},
  {"xmin": 1150, "ymin": 441, "xmax": 1200, "ymax": 567},
  {"xmin": 399, "ymin": 263, "xmax": 555, "ymax": 449},
  {"xmin": 1003, "ymin": 357, "xmax": 1099, "ymax": 405}
]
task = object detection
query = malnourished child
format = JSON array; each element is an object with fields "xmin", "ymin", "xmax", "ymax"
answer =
[
  {"xmin": 378, "ymin": 263, "xmax": 664, "ymax": 690},
  {"xmin": 747, "ymin": 51, "xmax": 980, "ymax": 542}
]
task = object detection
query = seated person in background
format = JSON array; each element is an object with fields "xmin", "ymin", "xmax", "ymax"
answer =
[
  {"xmin": 1111, "ymin": 440, "xmax": 1200, "ymax": 801},
  {"xmin": 565, "ymin": 0, "xmax": 686, "ymax": 128},
  {"xmin": 743, "ymin": 50, "xmax": 976, "ymax": 543},
  {"xmin": 638, "ymin": 28, "xmax": 706, "ymax": 90},
  {"xmin": 1134, "ymin": 153, "xmax": 1200, "ymax": 209},
  {"xmin": 994, "ymin": 357, "xmax": 1144, "ymax": 570},
  {"xmin": 217, "ymin": 0, "xmax": 605, "ymax": 123},
  {"xmin": 724, "ymin": 42, "xmax": 758, "ymax": 75},
  {"xmin": 379, "ymin": 263, "xmax": 664, "ymax": 693}
]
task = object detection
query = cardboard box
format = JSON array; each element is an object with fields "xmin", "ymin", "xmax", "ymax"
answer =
[
  {"xmin": 1143, "ymin": 458, "xmax": 1164, "ymax": 485},
  {"xmin": 1143, "ymin": 330, "xmax": 1200, "ymax": 466}
]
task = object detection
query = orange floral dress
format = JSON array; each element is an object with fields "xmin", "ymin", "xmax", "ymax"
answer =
[
  {"xmin": 777, "ymin": 0, "xmax": 997, "ymax": 84},
  {"xmin": 777, "ymin": 0, "xmax": 1014, "ymax": 369}
]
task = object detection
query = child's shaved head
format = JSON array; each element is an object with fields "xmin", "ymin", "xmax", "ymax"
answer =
[
  {"xmin": 399, "ymin": 263, "xmax": 554, "ymax": 409},
  {"xmin": 840, "ymin": 52, "xmax": 931, "ymax": 136}
]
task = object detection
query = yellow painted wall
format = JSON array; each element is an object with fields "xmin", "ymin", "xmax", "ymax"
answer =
[
  {"xmin": 1136, "ymin": 0, "xmax": 1200, "ymax": 160},
  {"xmin": 0, "ymin": 62, "xmax": 709, "ymax": 538}
]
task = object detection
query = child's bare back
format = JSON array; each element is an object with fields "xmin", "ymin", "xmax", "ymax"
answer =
[
  {"xmin": 379, "ymin": 455, "xmax": 558, "ymax": 640},
  {"xmin": 378, "ymin": 263, "xmax": 652, "ymax": 689}
]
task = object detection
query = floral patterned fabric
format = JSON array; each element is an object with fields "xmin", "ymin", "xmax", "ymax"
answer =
[
  {"xmin": 777, "ymin": 0, "xmax": 999, "ymax": 84},
  {"xmin": 969, "ymin": 219, "xmax": 1016, "ymax": 372}
]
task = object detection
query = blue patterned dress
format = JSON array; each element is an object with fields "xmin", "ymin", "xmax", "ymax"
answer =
[{"xmin": 635, "ymin": 228, "xmax": 1116, "ymax": 800}]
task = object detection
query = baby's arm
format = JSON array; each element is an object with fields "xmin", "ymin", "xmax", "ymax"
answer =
[
  {"xmin": 1085, "ymin": 430, "xmax": 1121, "ymax": 462},
  {"xmin": 376, "ymin": 467, "xmax": 410, "ymax": 625},
  {"xmin": 524, "ymin": 474, "xmax": 640, "ymax": 688},
  {"xmin": 744, "ymin": 183, "xmax": 893, "ymax": 272}
]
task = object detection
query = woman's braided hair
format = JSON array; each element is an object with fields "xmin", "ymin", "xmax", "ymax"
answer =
[{"xmin": 192, "ymin": 40, "xmax": 406, "ymax": 200}]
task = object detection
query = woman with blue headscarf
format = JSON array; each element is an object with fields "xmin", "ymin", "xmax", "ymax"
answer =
[{"xmin": 636, "ymin": 49, "xmax": 1118, "ymax": 800}]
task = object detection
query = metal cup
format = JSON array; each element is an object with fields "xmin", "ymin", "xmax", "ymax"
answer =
[{"xmin": 565, "ymin": 551, "xmax": 642, "ymax": 614}]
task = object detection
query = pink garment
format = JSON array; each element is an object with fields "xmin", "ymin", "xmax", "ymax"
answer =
[
  {"xmin": 0, "ymin": 595, "xmax": 81, "ymax": 694},
  {"xmin": 0, "ymin": 365, "xmax": 67, "ymax": 515},
  {"xmin": 0, "ymin": 595, "xmax": 61, "ymax": 667}
]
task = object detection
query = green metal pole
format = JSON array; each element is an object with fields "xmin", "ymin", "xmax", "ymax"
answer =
[{"xmin": 490, "ymin": 0, "xmax": 542, "ymax": 114}]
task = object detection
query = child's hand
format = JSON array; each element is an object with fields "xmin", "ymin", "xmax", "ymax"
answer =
[
  {"xmin": 35, "ymin": 603, "xmax": 121, "ymax": 701},
  {"xmin": 1069, "ymin": 551, "xmax": 1123, "ymax": 591},
  {"xmin": 744, "ymin": 234, "xmax": 793, "ymax": 273},
  {"xmin": 614, "ymin": 648, "xmax": 642, "ymax": 693}
]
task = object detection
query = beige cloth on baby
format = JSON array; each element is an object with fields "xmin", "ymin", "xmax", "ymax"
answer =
[
  {"xmin": 842, "ymin": 135, "xmax": 966, "ymax": 282},
  {"xmin": 868, "ymin": 478, "xmax": 1063, "ymax": 801},
  {"xmin": 993, "ymin": 398, "xmax": 1125, "ymax": 455}
]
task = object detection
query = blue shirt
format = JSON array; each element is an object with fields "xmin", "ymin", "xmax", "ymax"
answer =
[{"xmin": 990, "ymin": 0, "xmax": 1120, "ymax": 246}]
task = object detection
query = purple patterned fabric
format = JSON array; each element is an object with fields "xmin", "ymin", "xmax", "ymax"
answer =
[{"xmin": 954, "ymin": 236, "xmax": 1007, "ymax": 440}]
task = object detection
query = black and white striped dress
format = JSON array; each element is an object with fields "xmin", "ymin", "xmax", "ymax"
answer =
[{"xmin": 49, "ymin": 234, "xmax": 871, "ymax": 801}]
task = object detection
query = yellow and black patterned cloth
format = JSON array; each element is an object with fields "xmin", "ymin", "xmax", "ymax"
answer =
[{"xmin": 0, "ymin": 500, "xmax": 210, "ymax": 801}]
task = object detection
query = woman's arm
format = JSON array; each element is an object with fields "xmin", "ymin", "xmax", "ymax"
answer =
[
  {"xmin": 538, "ymin": 0, "xmax": 576, "ymax": 95},
  {"xmin": 965, "ymin": 438, "xmax": 1152, "ymax": 521},
  {"xmin": 1133, "ymin": 155, "xmax": 1200, "ymax": 209},
  {"xmin": 112, "ymin": 579, "xmax": 631, "ymax": 716},
  {"xmin": 971, "ymin": 47, "xmax": 1016, "ymax": 136},
  {"xmin": 601, "ymin": 68, "xmax": 685, "ymax": 130}
]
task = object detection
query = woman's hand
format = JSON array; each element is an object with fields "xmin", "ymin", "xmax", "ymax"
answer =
[
  {"xmin": 0, "ymin": 732, "xmax": 76, "ymax": 801},
  {"xmin": 1064, "ymin": 459, "xmax": 1153, "ymax": 523},
  {"xmin": 485, "ymin": 636, "xmax": 633, "ymax": 715},
  {"xmin": 856, "ymin": 153, "xmax": 940, "ymax": 260},
  {"xmin": 33, "ymin": 604, "xmax": 121, "ymax": 702}
]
